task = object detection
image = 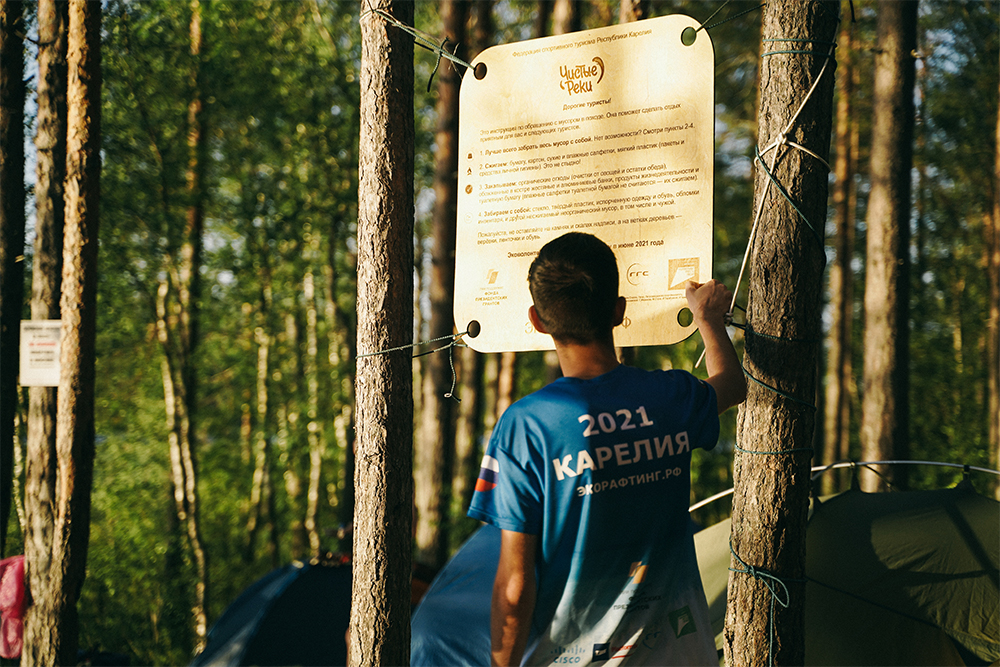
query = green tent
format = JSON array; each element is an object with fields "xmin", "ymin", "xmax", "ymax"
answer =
[{"xmin": 695, "ymin": 485, "xmax": 1000, "ymax": 666}]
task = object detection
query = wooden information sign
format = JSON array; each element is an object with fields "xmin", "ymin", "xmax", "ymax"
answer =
[{"xmin": 454, "ymin": 15, "xmax": 714, "ymax": 352}]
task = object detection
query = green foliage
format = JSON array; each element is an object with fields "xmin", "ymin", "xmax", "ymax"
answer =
[{"xmin": 5, "ymin": 1, "xmax": 997, "ymax": 663}]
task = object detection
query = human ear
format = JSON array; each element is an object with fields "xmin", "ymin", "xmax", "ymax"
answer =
[
  {"xmin": 612, "ymin": 296, "xmax": 627, "ymax": 326},
  {"xmin": 528, "ymin": 305, "xmax": 548, "ymax": 334}
]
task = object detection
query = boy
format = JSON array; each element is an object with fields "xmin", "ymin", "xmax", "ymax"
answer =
[{"xmin": 467, "ymin": 232, "xmax": 746, "ymax": 666}]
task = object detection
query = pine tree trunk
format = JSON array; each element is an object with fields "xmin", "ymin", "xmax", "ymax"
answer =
[
  {"xmin": 415, "ymin": 0, "xmax": 469, "ymax": 569},
  {"xmin": 352, "ymin": 0, "xmax": 414, "ymax": 663},
  {"xmin": 724, "ymin": 2, "xmax": 838, "ymax": 666},
  {"xmin": 618, "ymin": 0, "xmax": 647, "ymax": 24},
  {"xmin": 552, "ymin": 0, "xmax": 581, "ymax": 34},
  {"xmin": 496, "ymin": 351, "xmax": 516, "ymax": 419},
  {"xmin": 24, "ymin": 0, "xmax": 67, "ymax": 652},
  {"xmin": 988, "ymin": 44, "xmax": 1000, "ymax": 498},
  {"xmin": 23, "ymin": 2, "xmax": 100, "ymax": 663},
  {"xmin": 822, "ymin": 10, "xmax": 855, "ymax": 495},
  {"xmin": 0, "ymin": 0, "xmax": 26, "ymax": 556},
  {"xmin": 860, "ymin": 0, "xmax": 917, "ymax": 492}
]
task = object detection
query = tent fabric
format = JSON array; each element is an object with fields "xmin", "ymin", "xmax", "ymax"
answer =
[
  {"xmin": 190, "ymin": 560, "xmax": 351, "ymax": 667},
  {"xmin": 694, "ymin": 486, "xmax": 999, "ymax": 666},
  {"xmin": 411, "ymin": 524, "xmax": 499, "ymax": 667},
  {"xmin": 414, "ymin": 486, "xmax": 999, "ymax": 666}
]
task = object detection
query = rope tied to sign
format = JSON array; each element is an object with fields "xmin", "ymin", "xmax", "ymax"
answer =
[
  {"xmin": 356, "ymin": 323, "xmax": 481, "ymax": 402},
  {"xmin": 360, "ymin": 2, "xmax": 476, "ymax": 90}
]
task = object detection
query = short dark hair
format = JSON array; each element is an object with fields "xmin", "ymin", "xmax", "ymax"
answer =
[{"xmin": 528, "ymin": 232, "xmax": 619, "ymax": 344}]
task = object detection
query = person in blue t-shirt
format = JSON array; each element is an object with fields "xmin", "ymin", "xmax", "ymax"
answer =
[{"xmin": 467, "ymin": 232, "xmax": 746, "ymax": 666}]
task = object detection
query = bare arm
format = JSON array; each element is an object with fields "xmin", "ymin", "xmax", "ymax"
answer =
[
  {"xmin": 685, "ymin": 280, "xmax": 747, "ymax": 413},
  {"xmin": 491, "ymin": 530, "xmax": 537, "ymax": 667}
]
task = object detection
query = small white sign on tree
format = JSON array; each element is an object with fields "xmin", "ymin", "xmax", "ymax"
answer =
[
  {"xmin": 19, "ymin": 320, "xmax": 62, "ymax": 387},
  {"xmin": 454, "ymin": 14, "xmax": 715, "ymax": 352}
]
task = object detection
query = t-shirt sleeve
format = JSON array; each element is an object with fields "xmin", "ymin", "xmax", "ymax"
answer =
[
  {"xmin": 665, "ymin": 369, "xmax": 721, "ymax": 452},
  {"xmin": 467, "ymin": 409, "xmax": 545, "ymax": 535}
]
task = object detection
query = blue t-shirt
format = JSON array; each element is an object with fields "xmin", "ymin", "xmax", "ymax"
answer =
[{"xmin": 468, "ymin": 364, "xmax": 720, "ymax": 666}]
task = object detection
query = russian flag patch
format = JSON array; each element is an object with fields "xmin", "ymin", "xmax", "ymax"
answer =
[{"xmin": 475, "ymin": 455, "xmax": 500, "ymax": 492}]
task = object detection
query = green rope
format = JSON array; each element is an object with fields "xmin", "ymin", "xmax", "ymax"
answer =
[
  {"xmin": 742, "ymin": 364, "xmax": 818, "ymax": 410},
  {"xmin": 729, "ymin": 538, "xmax": 806, "ymax": 667},
  {"xmin": 734, "ymin": 442, "xmax": 813, "ymax": 456},
  {"xmin": 362, "ymin": 5, "xmax": 475, "ymax": 79},
  {"xmin": 700, "ymin": 2, "xmax": 767, "ymax": 32},
  {"xmin": 754, "ymin": 145, "xmax": 827, "ymax": 250}
]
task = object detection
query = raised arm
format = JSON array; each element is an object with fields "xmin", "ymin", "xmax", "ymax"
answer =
[
  {"xmin": 685, "ymin": 280, "xmax": 747, "ymax": 413},
  {"xmin": 491, "ymin": 530, "xmax": 537, "ymax": 667}
]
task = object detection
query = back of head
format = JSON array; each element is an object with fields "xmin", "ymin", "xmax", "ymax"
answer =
[{"xmin": 528, "ymin": 232, "xmax": 619, "ymax": 344}]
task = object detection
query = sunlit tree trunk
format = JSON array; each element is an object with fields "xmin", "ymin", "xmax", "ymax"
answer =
[
  {"xmin": 496, "ymin": 351, "xmax": 517, "ymax": 419},
  {"xmin": 452, "ymin": 0, "xmax": 493, "ymax": 545},
  {"xmin": 0, "ymin": 0, "xmax": 26, "ymax": 556},
  {"xmin": 822, "ymin": 9, "xmax": 856, "ymax": 495},
  {"xmin": 619, "ymin": 0, "xmax": 647, "ymax": 24},
  {"xmin": 303, "ymin": 263, "xmax": 324, "ymax": 558},
  {"xmin": 157, "ymin": 0, "xmax": 210, "ymax": 648},
  {"xmin": 860, "ymin": 0, "xmax": 917, "ymax": 492},
  {"xmin": 24, "ymin": 0, "xmax": 67, "ymax": 655},
  {"xmin": 724, "ymin": 2, "xmax": 837, "ymax": 665},
  {"xmin": 415, "ymin": 0, "xmax": 469, "ymax": 569},
  {"xmin": 246, "ymin": 264, "xmax": 272, "ymax": 560},
  {"xmin": 552, "ymin": 0, "xmax": 581, "ymax": 34},
  {"xmin": 352, "ymin": 0, "xmax": 414, "ymax": 663},
  {"xmin": 23, "ymin": 2, "xmax": 100, "ymax": 663}
]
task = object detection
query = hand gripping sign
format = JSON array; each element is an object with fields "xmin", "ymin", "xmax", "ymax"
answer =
[{"xmin": 454, "ymin": 15, "xmax": 715, "ymax": 353}]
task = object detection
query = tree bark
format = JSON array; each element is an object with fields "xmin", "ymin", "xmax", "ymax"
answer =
[
  {"xmin": 724, "ymin": 2, "xmax": 838, "ymax": 666},
  {"xmin": 860, "ymin": 0, "xmax": 917, "ymax": 492},
  {"xmin": 496, "ymin": 351, "xmax": 517, "ymax": 419},
  {"xmin": 552, "ymin": 0, "xmax": 581, "ymax": 34},
  {"xmin": 23, "ymin": 0, "xmax": 67, "ymax": 655},
  {"xmin": 415, "ymin": 0, "xmax": 468, "ymax": 570},
  {"xmin": 988, "ymin": 41, "xmax": 1000, "ymax": 497},
  {"xmin": 23, "ymin": 2, "xmax": 100, "ymax": 663},
  {"xmin": 303, "ymin": 264, "xmax": 324, "ymax": 558},
  {"xmin": 0, "ymin": 0, "xmax": 26, "ymax": 557},
  {"xmin": 352, "ymin": 0, "xmax": 414, "ymax": 664},
  {"xmin": 618, "ymin": 0, "xmax": 648, "ymax": 24},
  {"xmin": 822, "ymin": 8, "xmax": 856, "ymax": 495}
]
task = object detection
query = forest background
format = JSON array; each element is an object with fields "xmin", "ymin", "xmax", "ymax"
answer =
[{"xmin": 0, "ymin": 0, "xmax": 997, "ymax": 665}]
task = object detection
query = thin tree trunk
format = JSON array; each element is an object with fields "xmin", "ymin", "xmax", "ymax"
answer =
[
  {"xmin": 822, "ymin": 9, "xmax": 855, "ymax": 495},
  {"xmin": 245, "ymin": 286, "xmax": 271, "ymax": 561},
  {"xmin": 24, "ymin": 0, "xmax": 67, "ymax": 652},
  {"xmin": 0, "ymin": 0, "xmax": 26, "ymax": 556},
  {"xmin": 415, "ymin": 0, "xmax": 469, "ymax": 570},
  {"xmin": 552, "ymin": 0, "xmax": 581, "ymax": 34},
  {"xmin": 496, "ymin": 351, "xmax": 516, "ymax": 419},
  {"xmin": 352, "ymin": 0, "xmax": 414, "ymax": 663},
  {"xmin": 304, "ymin": 266, "xmax": 324, "ymax": 558},
  {"xmin": 988, "ymin": 42, "xmax": 1000, "ymax": 498},
  {"xmin": 860, "ymin": 0, "xmax": 917, "ymax": 492},
  {"xmin": 724, "ymin": 2, "xmax": 838, "ymax": 666},
  {"xmin": 23, "ymin": 2, "xmax": 100, "ymax": 663},
  {"xmin": 619, "ymin": 0, "xmax": 648, "ymax": 24},
  {"xmin": 452, "ymin": 345, "xmax": 483, "ymax": 532}
]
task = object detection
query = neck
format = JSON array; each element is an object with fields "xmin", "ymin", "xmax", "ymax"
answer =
[{"xmin": 552, "ymin": 337, "xmax": 621, "ymax": 380}]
